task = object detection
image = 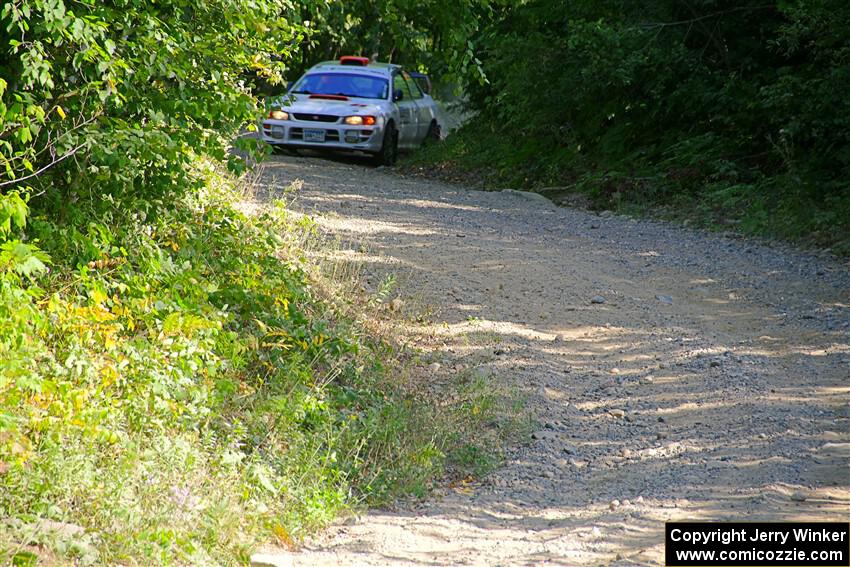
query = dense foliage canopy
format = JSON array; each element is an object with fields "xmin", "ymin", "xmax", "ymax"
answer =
[
  {"xmin": 283, "ymin": 0, "xmax": 497, "ymax": 82},
  {"xmin": 442, "ymin": 0, "xmax": 850, "ymax": 250}
]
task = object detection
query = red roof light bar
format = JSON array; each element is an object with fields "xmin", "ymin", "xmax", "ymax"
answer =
[{"xmin": 339, "ymin": 56, "xmax": 370, "ymax": 66}]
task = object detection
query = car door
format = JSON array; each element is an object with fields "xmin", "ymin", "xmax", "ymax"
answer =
[
  {"xmin": 392, "ymin": 72, "xmax": 419, "ymax": 146},
  {"xmin": 405, "ymin": 75, "xmax": 435, "ymax": 142}
]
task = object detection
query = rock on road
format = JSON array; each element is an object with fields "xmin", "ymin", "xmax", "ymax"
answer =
[{"xmin": 253, "ymin": 153, "xmax": 850, "ymax": 566}]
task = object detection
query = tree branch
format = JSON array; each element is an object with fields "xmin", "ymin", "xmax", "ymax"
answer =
[
  {"xmin": 0, "ymin": 142, "xmax": 86, "ymax": 189},
  {"xmin": 0, "ymin": 111, "xmax": 100, "ymax": 189}
]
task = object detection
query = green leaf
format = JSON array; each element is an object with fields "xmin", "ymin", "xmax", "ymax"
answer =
[
  {"xmin": 12, "ymin": 550, "xmax": 38, "ymax": 567},
  {"xmin": 0, "ymin": 240, "xmax": 50, "ymax": 277}
]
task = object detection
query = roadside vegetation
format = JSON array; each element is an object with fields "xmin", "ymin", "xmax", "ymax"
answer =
[
  {"xmin": 409, "ymin": 1, "xmax": 850, "ymax": 255},
  {"xmin": 9, "ymin": 0, "xmax": 843, "ymax": 562},
  {"xmin": 0, "ymin": 0, "xmax": 514, "ymax": 564}
]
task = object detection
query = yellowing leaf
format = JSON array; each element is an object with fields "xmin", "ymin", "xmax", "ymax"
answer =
[
  {"xmin": 73, "ymin": 391, "xmax": 88, "ymax": 410},
  {"xmin": 272, "ymin": 523, "xmax": 294, "ymax": 548},
  {"xmin": 56, "ymin": 105, "xmax": 66, "ymax": 119}
]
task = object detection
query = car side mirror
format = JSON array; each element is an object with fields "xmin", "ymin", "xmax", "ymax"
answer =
[
  {"xmin": 286, "ymin": 81, "xmax": 294, "ymax": 92},
  {"xmin": 392, "ymin": 88, "xmax": 404, "ymax": 102}
]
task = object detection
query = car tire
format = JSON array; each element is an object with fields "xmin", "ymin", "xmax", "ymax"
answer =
[
  {"xmin": 373, "ymin": 123, "xmax": 398, "ymax": 166},
  {"xmin": 425, "ymin": 120, "xmax": 441, "ymax": 144}
]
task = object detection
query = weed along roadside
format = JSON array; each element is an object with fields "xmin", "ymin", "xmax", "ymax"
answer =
[{"xmin": 1, "ymin": 161, "xmax": 514, "ymax": 565}]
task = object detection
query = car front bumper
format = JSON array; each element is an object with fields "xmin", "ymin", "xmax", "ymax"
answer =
[{"xmin": 260, "ymin": 119, "xmax": 384, "ymax": 152}]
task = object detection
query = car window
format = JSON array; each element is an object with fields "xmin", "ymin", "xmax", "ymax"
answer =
[
  {"xmin": 412, "ymin": 76, "xmax": 430, "ymax": 95},
  {"xmin": 292, "ymin": 73, "xmax": 389, "ymax": 100},
  {"xmin": 404, "ymin": 74, "xmax": 424, "ymax": 99},
  {"xmin": 393, "ymin": 73, "xmax": 415, "ymax": 101}
]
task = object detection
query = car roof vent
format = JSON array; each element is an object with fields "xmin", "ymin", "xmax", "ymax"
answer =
[{"xmin": 339, "ymin": 56, "xmax": 370, "ymax": 66}]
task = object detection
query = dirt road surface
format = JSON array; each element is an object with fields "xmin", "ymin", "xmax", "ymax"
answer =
[{"xmin": 254, "ymin": 154, "xmax": 850, "ymax": 566}]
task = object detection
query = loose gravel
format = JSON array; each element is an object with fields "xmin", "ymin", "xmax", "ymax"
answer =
[{"xmin": 252, "ymin": 153, "xmax": 849, "ymax": 566}]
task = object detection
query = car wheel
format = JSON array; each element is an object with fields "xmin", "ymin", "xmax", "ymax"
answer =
[
  {"xmin": 373, "ymin": 123, "xmax": 398, "ymax": 166},
  {"xmin": 425, "ymin": 120, "xmax": 441, "ymax": 144}
]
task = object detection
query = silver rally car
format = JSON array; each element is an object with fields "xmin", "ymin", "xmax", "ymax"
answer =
[{"xmin": 260, "ymin": 56, "xmax": 441, "ymax": 165}]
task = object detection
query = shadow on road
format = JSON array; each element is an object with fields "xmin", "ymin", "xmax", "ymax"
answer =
[{"xmin": 252, "ymin": 154, "xmax": 850, "ymax": 566}]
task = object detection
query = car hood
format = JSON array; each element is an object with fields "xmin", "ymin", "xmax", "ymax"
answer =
[
  {"xmin": 274, "ymin": 95, "xmax": 381, "ymax": 116},
  {"xmin": 277, "ymin": 95, "xmax": 385, "ymax": 117}
]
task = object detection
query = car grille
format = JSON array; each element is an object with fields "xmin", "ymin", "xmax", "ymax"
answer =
[
  {"xmin": 289, "ymin": 128, "xmax": 340, "ymax": 142},
  {"xmin": 293, "ymin": 113, "xmax": 339, "ymax": 123}
]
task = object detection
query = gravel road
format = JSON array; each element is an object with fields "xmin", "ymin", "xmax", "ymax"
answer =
[{"xmin": 253, "ymin": 153, "xmax": 849, "ymax": 566}]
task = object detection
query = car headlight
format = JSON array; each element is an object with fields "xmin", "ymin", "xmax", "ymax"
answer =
[
  {"xmin": 268, "ymin": 109, "xmax": 289, "ymax": 120},
  {"xmin": 344, "ymin": 115, "xmax": 376, "ymax": 126}
]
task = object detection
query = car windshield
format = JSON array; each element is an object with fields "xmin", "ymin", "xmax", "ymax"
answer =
[{"xmin": 291, "ymin": 73, "xmax": 389, "ymax": 100}]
